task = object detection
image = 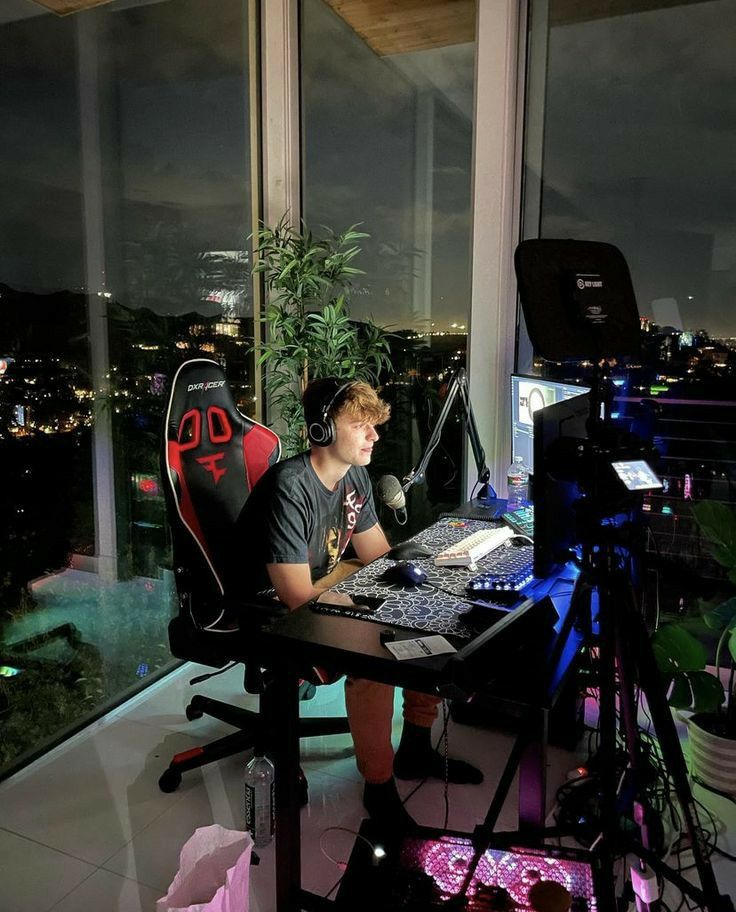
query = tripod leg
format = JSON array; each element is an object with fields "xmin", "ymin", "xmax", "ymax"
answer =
[
  {"xmin": 595, "ymin": 577, "xmax": 623, "ymax": 912},
  {"xmin": 613, "ymin": 579, "xmax": 660, "ymax": 912},
  {"xmin": 519, "ymin": 706, "xmax": 548, "ymax": 831}
]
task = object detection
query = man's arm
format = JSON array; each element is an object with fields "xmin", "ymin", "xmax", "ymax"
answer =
[
  {"xmin": 266, "ymin": 562, "xmax": 355, "ymax": 612},
  {"xmin": 266, "ymin": 563, "xmax": 320, "ymax": 612},
  {"xmin": 351, "ymin": 522, "xmax": 391, "ymax": 564}
]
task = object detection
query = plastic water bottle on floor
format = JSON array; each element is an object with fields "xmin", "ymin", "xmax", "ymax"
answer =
[
  {"xmin": 506, "ymin": 455, "xmax": 530, "ymax": 510},
  {"xmin": 244, "ymin": 750, "xmax": 275, "ymax": 847}
]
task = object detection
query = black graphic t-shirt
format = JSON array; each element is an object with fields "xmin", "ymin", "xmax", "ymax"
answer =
[{"xmin": 230, "ymin": 452, "xmax": 378, "ymax": 597}]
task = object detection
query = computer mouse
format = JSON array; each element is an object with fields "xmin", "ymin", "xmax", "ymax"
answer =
[
  {"xmin": 387, "ymin": 540, "xmax": 433, "ymax": 560},
  {"xmin": 379, "ymin": 561, "xmax": 428, "ymax": 587}
]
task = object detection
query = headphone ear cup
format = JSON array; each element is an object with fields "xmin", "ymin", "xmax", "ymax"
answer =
[{"xmin": 307, "ymin": 417, "xmax": 333, "ymax": 447}]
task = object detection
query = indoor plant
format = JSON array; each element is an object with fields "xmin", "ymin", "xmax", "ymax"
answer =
[
  {"xmin": 250, "ymin": 216, "xmax": 393, "ymax": 455},
  {"xmin": 652, "ymin": 500, "xmax": 736, "ymax": 792}
]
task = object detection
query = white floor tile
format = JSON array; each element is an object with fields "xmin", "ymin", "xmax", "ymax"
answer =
[
  {"xmin": 103, "ymin": 761, "xmax": 244, "ymax": 892},
  {"xmin": 0, "ymin": 718, "xmax": 200, "ymax": 865},
  {"xmin": 0, "ymin": 828, "xmax": 96, "ymax": 912},
  {"xmin": 49, "ymin": 868, "xmax": 161, "ymax": 912}
]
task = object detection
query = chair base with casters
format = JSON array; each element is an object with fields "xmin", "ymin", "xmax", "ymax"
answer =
[
  {"xmin": 158, "ymin": 689, "xmax": 351, "ymax": 799},
  {"xmin": 157, "ymin": 615, "xmax": 351, "ymax": 799}
]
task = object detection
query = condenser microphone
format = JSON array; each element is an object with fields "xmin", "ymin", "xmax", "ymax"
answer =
[{"xmin": 376, "ymin": 475, "xmax": 408, "ymax": 525}]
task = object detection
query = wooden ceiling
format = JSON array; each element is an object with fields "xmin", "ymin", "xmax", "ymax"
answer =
[
  {"xmin": 29, "ymin": 0, "xmax": 111, "ymax": 13},
  {"xmin": 325, "ymin": 0, "xmax": 711, "ymax": 55},
  {"xmin": 324, "ymin": 0, "xmax": 475, "ymax": 55}
]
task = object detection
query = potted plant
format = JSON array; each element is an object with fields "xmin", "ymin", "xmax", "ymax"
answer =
[
  {"xmin": 250, "ymin": 217, "xmax": 393, "ymax": 455},
  {"xmin": 652, "ymin": 500, "xmax": 736, "ymax": 793}
]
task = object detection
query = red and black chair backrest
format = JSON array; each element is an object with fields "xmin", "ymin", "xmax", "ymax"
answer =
[{"xmin": 162, "ymin": 359, "xmax": 280, "ymax": 631}]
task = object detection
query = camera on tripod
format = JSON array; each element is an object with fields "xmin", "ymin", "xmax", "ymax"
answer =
[{"xmin": 515, "ymin": 239, "xmax": 733, "ymax": 912}]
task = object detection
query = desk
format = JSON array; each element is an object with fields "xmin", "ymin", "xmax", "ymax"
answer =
[{"xmin": 256, "ymin": 520, "xmax": 582, "ymax": 912}]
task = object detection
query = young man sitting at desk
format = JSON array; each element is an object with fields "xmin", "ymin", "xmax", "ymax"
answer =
[{"xmin": 233, "ymin": 377, "xmax": 482, "ymax": 828}]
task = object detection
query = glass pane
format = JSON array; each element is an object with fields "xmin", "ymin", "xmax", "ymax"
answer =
[
  {"xmin": 0, "ymin": 0, "xmax": 254, "ymax": 777},
  {"xmin": 522, "ymin": 0, "xmax": 736, "ymax": 610},
  {"xmin": 301, "ymin": 0, "xmax": 476, "ymax": 534}
]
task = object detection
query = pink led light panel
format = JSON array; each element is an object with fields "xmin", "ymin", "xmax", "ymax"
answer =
[{"xmin": 402, "ymin": 835, "xmax": 597, "ymax": 909}]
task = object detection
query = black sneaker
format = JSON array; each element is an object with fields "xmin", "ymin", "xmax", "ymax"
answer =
[{"xmin": 362, "ymin": 778, "xmax": 416, "ymax": 831}]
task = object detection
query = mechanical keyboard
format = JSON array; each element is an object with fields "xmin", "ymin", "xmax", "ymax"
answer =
[
  {"xmin": 466, "ymin": 542, "xmax": 535, "ymax": 595},
  {"xmin": 502, "ymin": 504, "xmax": 535, "ymax": 538},
  {"xmin": 434, "ymin": 525, "xmax": 515, "ymax": 567}
]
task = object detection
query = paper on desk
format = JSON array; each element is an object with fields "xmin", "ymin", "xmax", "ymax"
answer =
[{"xmin": 385, "ymin": 635, "xmax": 456, "ymax": 660}]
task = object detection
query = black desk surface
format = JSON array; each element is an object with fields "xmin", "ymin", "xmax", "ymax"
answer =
[{"xmin": 259, "ymin": 569, "xmax": 580, "ymax": 712}]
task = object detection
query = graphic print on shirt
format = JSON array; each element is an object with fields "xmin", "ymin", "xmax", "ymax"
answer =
[
  {"xmin": 324, "ymin": 525, "xmax": 341, "ymax": 575},
  {"xmin": 322, "ymin": 488, "xmax": 367, "ymax": 576}
]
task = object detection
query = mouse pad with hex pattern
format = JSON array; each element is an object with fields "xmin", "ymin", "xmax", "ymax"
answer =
[{"xmin": 321, "ymin": 519, "xmax": 517, "ymax": 640}]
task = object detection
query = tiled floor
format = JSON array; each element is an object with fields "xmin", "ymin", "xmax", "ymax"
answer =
[{"xmin": 0, "ymin": 664, "xmax": 734, "ymax": 911}]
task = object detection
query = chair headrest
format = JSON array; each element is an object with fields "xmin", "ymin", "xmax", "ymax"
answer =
[{"xmin": 163, "ymin": 359, "xmax": 280, "ymax": 602}]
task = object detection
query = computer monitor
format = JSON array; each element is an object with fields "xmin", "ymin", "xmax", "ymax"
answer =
[
  {"xmin": 532, "ymin": 390, "xmax": 591, "ymax": 578},
  {"xmin": 511, "ymin": 374, "xmax": 590, "ymax": 474}
]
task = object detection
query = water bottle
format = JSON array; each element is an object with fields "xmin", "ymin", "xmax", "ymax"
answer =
[
  {"xmin": 506, "ymin": 455, "xmax": 530, "ymax": 510},
  {"xmin": 244, "ymin": 750, "xmax": 275, "ymax": 847}
]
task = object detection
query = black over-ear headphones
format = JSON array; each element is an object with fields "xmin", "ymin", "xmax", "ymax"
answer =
[{"xmin": 307, "ymin": 379, "xmax": 356, "ymax": 447}]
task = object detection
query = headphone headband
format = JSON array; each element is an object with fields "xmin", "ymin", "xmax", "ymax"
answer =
[{"xmin": 319, "ymin": 379, "xmax": 354, "ymax": 421}]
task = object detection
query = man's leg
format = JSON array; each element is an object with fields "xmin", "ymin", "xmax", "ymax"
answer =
[
  {"xmin": 394, "ymin": 690, "xmax": 484, "ymax": 785},
  {"xmin": 345, "ymin": 676, "xmax": 414, "ymax": 828}
]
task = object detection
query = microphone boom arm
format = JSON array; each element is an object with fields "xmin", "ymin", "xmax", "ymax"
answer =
[{"xmin": 401, "ymin": 368, "xmax": 496, "ymax": 502}]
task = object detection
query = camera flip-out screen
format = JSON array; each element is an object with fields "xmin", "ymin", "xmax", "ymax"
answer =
[{"xmin": 611, "ymin": 459, "xmax": 663, "ymax": 492}]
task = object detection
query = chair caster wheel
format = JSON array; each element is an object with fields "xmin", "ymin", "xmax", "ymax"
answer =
[
  {"xmin": 159, "ymin": 767, "xmax": 182, "ymax": 793},
  {"xmin": 186, "ymin": 705, "xmax": 203, "ymax": 721}
]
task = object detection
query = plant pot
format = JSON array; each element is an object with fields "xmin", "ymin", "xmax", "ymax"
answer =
[{"xmin": 688, "ymin": 712, "xmax": 736, "ymax": 796}]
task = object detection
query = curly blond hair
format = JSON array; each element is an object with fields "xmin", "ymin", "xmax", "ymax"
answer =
[
  {"xmin": 303, "ymin": 378, "xmax": 390, "ymax": 428},
  {"xmin": 337, "ymin": 381, "xmax": 390, "ymax": 425}
]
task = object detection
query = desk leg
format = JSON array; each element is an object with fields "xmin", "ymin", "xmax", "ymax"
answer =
[
  {"xmin": 518, "ymin": 706, "xmax": 548, "ymax": 832},
  {"xmin": 269, "ymin": 665, "xmax": 302, "ymax": 912}
]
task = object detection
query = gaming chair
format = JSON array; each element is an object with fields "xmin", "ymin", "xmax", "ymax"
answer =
[{"xmin": 158, "ymin": 358, "xmax": 350, "ymax": 794}]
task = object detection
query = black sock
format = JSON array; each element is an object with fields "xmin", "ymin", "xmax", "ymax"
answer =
[
  {"xmin": 394, "ymin": 721, "xmax": 484, "ymax": 785},
  {"xmin": 362, "ymin": 777, "xmax": 415, "ymax": 830}
]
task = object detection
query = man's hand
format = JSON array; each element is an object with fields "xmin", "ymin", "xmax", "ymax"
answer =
[{"xmin": 315, "ymin": 590, "xmax": 355, "ymax": 607}]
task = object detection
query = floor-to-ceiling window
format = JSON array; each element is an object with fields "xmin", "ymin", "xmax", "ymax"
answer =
[
  {"xmin": 300, "ymin": 0, "xmax": 477, "ymax": 534},
  {"xmin": 0, "ymin": 0, "xmax": 256, "ymax": 777},
  {"xmin": 521, "ymin": 0, "xmax": 736, "ymax": 607}
]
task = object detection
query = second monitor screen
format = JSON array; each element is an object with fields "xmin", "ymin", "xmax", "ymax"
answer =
[{"xmin": 511, "ymin": 374, "xmax": 590, "ymax": 474}]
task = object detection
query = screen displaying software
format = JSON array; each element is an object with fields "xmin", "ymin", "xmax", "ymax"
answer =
[{"xmin": 511, "ymin": 374, "xmax": 590, "ymax": 474}]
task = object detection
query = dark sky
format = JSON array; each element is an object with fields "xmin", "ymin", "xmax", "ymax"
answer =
[
  {"xmin": 541, "ymin": 0, "xmax": 736, "ymax": 337},
  {"xmin": 1, "ymin": 0, "xmax": 735, "ymax": 338}
]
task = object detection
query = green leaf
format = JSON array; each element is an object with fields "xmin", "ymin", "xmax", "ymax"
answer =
[
  {"xmin": 667, "ymin": 671, "xmax": 724, "ymax": 712},
  {"xmin": 692, "ymin": 501, "xmax": 736, "ymax": 570},
  {"xmin": 669, "ymin": 673, "xmax": 693, "ymax": 709},
  {"xmin": 652, "ymin": 623, "xmax": 708, "ymax": 673},
  {"xmin": 703, "ymin": 596, "xmax": 736, "ymax": 631},
  {"xmin": 689, "ymin": 670, "xmax": 726, "ymax": 713}
]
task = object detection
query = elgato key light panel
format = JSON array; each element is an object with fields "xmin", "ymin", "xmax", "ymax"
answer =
[{"xmin": 511, "ymin": 374, "xmax": 590, "ymax": 474}]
